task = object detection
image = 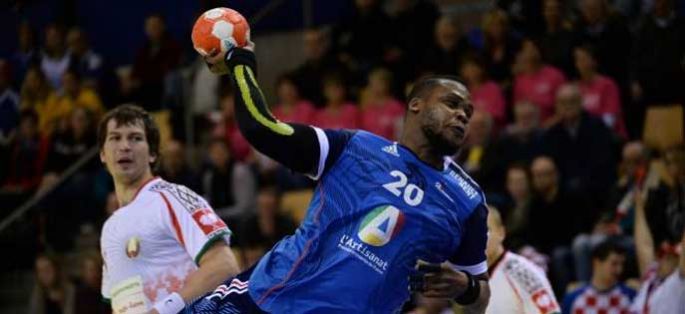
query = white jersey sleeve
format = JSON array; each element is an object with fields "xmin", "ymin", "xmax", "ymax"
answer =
[
  {"xmin": 491, "ymin": 253, "xmax": 561, "ymax": 314},
  {"xmin": 153, "ymin": 183, "xmax": 231, "ymax": 264},
  {"xmin": 101, "ymin": 259, "xmax": 111, "ymax": 300}
]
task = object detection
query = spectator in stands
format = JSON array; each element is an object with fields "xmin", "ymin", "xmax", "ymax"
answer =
[
  {"xmin": 570, "ymin": 142, "xmax": 648, "ymax": 283},
  {"xmin": 66, "ymin": 28, "xmax": 103, "ymax": 90},
  {"xmin": 457, "ymin": 111, "xmax": 503, "ymax": 193},
  {"xmin": 215, "ymin": 90, "xmax": 251, "ymax": 162},
  {"xmin": 513, "ymin": 38, "xmax": 567, "ymax": 123},
  {"xmin": 332, "ymin": 0, "xmax": 392, "ymax": 74},
  {"xmin": 0, "ymin": 60, "xmax": 20, "ymax": 149},
  {"xmin": 574, "ymin": 0, "xmax": 631, "ymax": 96},
  {"xmin": 130, "ymin": 13, "xmax": 181, "ymax": 111},
  {"xmin": 478, "ymin": 9, "xmax": 521, "ymax": 84},
  {"xmin": 2, "ymin": 110, "xmax": 48, "ymax": 197},
  {"xmin": 420, "ymin": 16, "xmax": 470, "ymax": 77},
  {"xmin": 574, "ymin": 44, "xmax": 626, "ymax": 137},
  {"xmin": 291, "ymin": 28, "xmax": 347, "ymax": 107},
  {"xmin": 272, "ymin": 73, "xmax": 315, "ymax": 125},
  {"xmin": 43, "ymin": 107, "xmax": 96, "ymax": 178},
  {"xmin": 496, "ymin": 0, "xmax": 546, "ymax": 36},
  {"xmin": 497, "ymin": 101, "xmax": 544, "ymax": 165},
  {"xmin": 460, "ymin": 55, "xmax": 506, "ymax": 127},
  {"xmin": 542, "ymin": 83, "xmax": 616, "ymax": 203},
  {"xmin": 20, "ymin": 66, "xmax": 52, "ymax": 115},
  {"xmin": 387, "ymin": 0, "xmax": 441, "ymax": 85},
  {"xmin": 28, "ymin": 254, "xmax": 75, "ymax": 314},
  {"xmin": 158, "ymin": 139, "xmax": 199, "ymax": 191},
  {"xmin": 631, "ymin": 181, "xmax": 685, "ymax": 314},
  {"xmin": 644, "ymin": 146, "xmax": 685, "ymax": 248},
  {"xmin": 241, "ymin": 184, "xmax": 297, "ymax": 267},
  {"xmin": 562, "ymin": 241, "xmax": 636, "ymax": 314},
  {"xmin": 630, "ymin": 0, "xmax": 685, "ymax": 137},
  {"xmin": 201, "ymin": 138, "xmax": 257, "ymax": 224},
  {"xmin": 539, "ymin": 0, "xmax": 575, "ymax": 76},
  {"xmin": 189, "ymin": 56, "xmax": 220, "ymax": 137},
  {"xmin": 10, "ymin": 21, "xmax": 39, "ymax": 89},
  {"xmin": 40, "ymin": 24, "xmax": 71, "ymax": 90},
  {"xmin": 312, "ymin": 74, "xmax": 359, "ymax": 129},
  {"xmin": 528, "ymin": 156, "xmax": 592, "ymax": 295},
  {"xmin": 502, "ymin": 164, "xmax": 534, "ymax": 251},
  {"xmin": 42, "ymin": 69, "xmax": 104, "ymax": 136},
  {"xmin": 359, "ymin": 68, "xmax": 404, "ymax": 140},
  {"xmin": 73, "ymin": 252, "xmax": 108, "ymax": 314}
]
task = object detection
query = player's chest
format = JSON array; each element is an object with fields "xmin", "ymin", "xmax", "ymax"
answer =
[{"xmin": 102, "ymin": 210, "xmax": 176, "ymax": 262}]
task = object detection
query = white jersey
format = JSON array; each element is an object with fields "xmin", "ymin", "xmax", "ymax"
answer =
[
  {"xmin": 630, "ymin": 267, "xmax": 685, "ymax": 314},
  {"xmin": 100, "ymin": 177, "xmax": 230, "ymax": 314},
  {"xmin": 486, "ymin": 251, "xmax": 561, "ymax": 314}
]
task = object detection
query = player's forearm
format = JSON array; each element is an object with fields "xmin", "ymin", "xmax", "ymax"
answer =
[
  {"xmin": 226, "ymin": 49, "xmax": 320, "ymax": 175},
  {"xmin": 634, "ymin": 198, "xmax": 655, "ymax": 275},
  {"xmin": 179, "ymin": 246, "xmax": 240, "ymax": 303},
  {"xmin": 462, "ymin": 281, "xmax": 490, "ymax": 314}
]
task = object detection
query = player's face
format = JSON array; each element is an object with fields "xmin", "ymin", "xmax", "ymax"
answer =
[
  {"xmin": 100, "ymin": 119, "xmax": 155, "ymax": 185},
  {"xmin": 595, "ymin": 253, "xmax": 625, "ymax": 285},
  {"xmin": 418, "ymin": 82, "xmax": 473, "ymax": 156}
]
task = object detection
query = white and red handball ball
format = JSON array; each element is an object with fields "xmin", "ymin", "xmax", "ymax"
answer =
[{"xmin": 191, "ymin": 7, "xmax": 250, "ymax": 56}]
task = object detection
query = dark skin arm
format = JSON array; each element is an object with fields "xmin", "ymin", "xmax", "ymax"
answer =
[{"xmin": 416, "ymin": 263, "xmax": 490, "ymax": 314}]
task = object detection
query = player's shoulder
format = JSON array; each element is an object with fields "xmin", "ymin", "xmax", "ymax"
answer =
[
  {"xmin": 344, "ymin": 129, "xmax": 389, "ymax": 146},
  {"xmin": 148, "ymin": 178, "xmax": 210, "ymax": 212},
  {"xmin": 442, "ymin": 157, "xmax": 486, "ymax": 205}
]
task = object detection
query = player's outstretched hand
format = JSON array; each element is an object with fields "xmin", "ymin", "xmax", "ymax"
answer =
[
  {"xmin": 410, "ymin": 263, "xmax": 469, "ymax": 299},
  {"xmin": 203, "ymin": 40, "xmax": 255, "ymax": 75}
]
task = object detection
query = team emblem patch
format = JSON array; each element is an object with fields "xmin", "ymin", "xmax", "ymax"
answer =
[
  {"xmin": 192, "ymin": 208, "xmax": 227, "ymax": 236},
  {"xmin": 126, "ymin": 237, "xmax": 140, "ymax": 258}
]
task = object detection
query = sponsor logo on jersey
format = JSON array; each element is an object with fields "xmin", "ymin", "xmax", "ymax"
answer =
[
  {"xmin": 357, "ymin": 205, "xmax": 405, "ymax": 247},
  {"xmin": 338, "ymin": 234, "xmax": 389, "ymax": 275},
  {"xmin": 126, "ymin": 237, "xmax": 140, "ymax": 258},
  {"xmin": 448, "ymin": 170, "xmax": 478, "ymax": 200},
  {"xmin": 382, "ymin": 143, "xmax": 399, "ymax": 157},
  {"xmin": 192, "ymin": 208, "xmax": 227, "ymax": 236}
]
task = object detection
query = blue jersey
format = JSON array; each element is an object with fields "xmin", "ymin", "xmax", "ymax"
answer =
[{"xmin": 247, "ymin": 130, "xmax": 489, "ymax": 313}]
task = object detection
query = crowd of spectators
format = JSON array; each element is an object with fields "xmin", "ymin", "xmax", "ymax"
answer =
[{"xmin": 1, "ymin": 0, "xmax": 684, "ymax": 313}]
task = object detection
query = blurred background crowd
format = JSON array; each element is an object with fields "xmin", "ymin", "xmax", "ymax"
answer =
[{"xmin": 0, "ymin": 0, "xmax": 684, "ymax": 313}]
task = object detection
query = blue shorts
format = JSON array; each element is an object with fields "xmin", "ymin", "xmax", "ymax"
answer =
[{"xmin": 184, "ymin": 265, "xmax": 267, "ymax": 314}]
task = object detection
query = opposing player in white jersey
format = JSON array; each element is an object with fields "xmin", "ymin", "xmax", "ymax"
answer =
[
  {"xmin": 485, "ymin": 207, "xmax": 561, "ymax": 314},
  {"xmin": 97, "ymin": 105, "xmax": 240, "ymax": 314}
]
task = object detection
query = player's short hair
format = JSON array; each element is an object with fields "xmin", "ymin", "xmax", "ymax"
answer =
[
  {"xmin": 97, "ymin": 105, "xmax": 161, "ymax": 171},
  {"xmin": 406, "ymin": 75, "xmax": 464, "ymax": 105},
  {"xmin": 591, "ymin": 241, "xmax": 626, "ymax": 262}
]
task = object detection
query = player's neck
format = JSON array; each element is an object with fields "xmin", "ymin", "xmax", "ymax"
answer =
[
  {"xmin": 114, "ymin": 171, "xmax": 155, "ymax": 207},
  {"xmin": 591, "ymin": 276, "xmax": 616, "ymax": 292},
  {"xmin": 399, "ymin": 131, "xmax": 444, "ymax": 170},
  {"xmin": 487, "ymin": 245, "xmax": 505, "ymax": 268}
]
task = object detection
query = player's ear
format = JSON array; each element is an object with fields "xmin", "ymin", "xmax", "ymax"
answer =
[
  {"xmin": 407, "ymin": 98, "xmax": 422, "ymax": 113},
  {"xmin": 99, "ymin": 150, "xmax": 106, "ymax": 164}
]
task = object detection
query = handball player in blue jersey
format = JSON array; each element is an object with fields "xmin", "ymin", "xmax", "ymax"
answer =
[{"xmin": 186, "ymin": 40, "xmax": 491, "ymax": 313}]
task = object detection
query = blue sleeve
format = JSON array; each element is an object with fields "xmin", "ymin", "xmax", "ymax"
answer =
[
  {"xmin": 561, "ymin": 288, "xmax": 582, "ymax": 314},
  {"xmin": 449, "ymin": 205, "xmax": 488, "ymax": 275},
  {"xmin": 322, "ymin": 129, "xmax": 355, "ymax": 171}
]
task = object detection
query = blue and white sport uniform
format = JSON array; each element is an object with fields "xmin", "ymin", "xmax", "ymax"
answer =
[{"xmin": 186, "ymin": 49, "xmax": 488, "ymax": 314}]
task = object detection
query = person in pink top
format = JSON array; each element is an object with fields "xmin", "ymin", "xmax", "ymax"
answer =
[
  {"xmin": 513, "ymin": 39, "xmax": 566, "ymax": 123},
  {"xmin": 574, "ymin": 44, "xmax": 626, "ymax": 138},
  {"xmin": 460, "ymin": 55, "xmax": 507, "ymax": 128},
  {"xmin": 359, "ymin": 68, "xmax": 404, "ymax": 140},
  {"xmin": 271, "ymin": 74, "xmax": 315, "ymax": 124},
  {"xmin": 312, "ymin": 74, "xmax": 359, "ymax": 129}
]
